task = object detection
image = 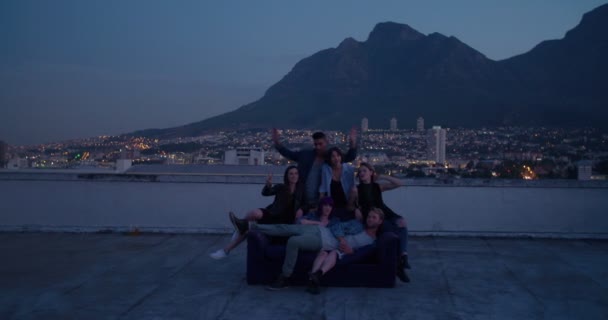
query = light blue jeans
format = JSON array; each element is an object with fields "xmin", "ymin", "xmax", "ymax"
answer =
[{"xmin": 253, "ymin": 224, "xmax": 322, "ymax": 277}]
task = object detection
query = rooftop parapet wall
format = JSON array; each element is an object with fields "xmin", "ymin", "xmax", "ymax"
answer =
[
  {"xmin": 2, "ymin": 170, "xmax": 608, "ymax": 188},
  {"xmin": 1, "ymin": 171, "xmax": 607, "ymax": 238}
]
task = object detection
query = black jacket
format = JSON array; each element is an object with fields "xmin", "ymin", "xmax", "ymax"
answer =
[{"xmin": 262, "ymin": 183, "xmax": 305, "ymax": 223}]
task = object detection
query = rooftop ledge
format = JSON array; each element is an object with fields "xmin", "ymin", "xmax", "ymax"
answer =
[
  {"xmin": 2, "ymin": 169, "xmax": 608, "ymax": 189},
  {"xmin": 1, "ymin": 168, "xmax": 608, "ymax": 239}
]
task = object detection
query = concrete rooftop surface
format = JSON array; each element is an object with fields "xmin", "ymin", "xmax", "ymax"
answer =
[{"xmin": 1, "ymin": 233, "xmax": 607, "ymax": 320}]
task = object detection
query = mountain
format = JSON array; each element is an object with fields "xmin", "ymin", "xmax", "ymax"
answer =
[
  {"xmin": 131, "ymin": 4, "xmax": 608, "ymax": 138},
  {"xmin": 499, "ymin": 4, "xmax": 608, "ymax": 126}
]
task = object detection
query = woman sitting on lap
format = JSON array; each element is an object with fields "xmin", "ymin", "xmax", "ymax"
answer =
[{"xmin": 356, "ymin": 162, "xmax": 411, "ymax": 283}]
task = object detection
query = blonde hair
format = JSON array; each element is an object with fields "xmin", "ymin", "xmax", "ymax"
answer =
[{"xmin": 369, "ymin": 207, "xmax": 385, "ymax": 221}]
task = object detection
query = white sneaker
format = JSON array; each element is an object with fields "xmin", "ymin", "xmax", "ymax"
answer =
[{"xmin": 210, "ymin": 249, "xmax": 228, "ymax": 260}]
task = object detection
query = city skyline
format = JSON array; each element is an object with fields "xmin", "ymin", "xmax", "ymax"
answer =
[
  {"xmin": 2, "ymin": 1, "xmax": 607, "ymax": 145},
  {"xmin": 4, "ymin": 126, "xmax": 608, "ymax": 181}
]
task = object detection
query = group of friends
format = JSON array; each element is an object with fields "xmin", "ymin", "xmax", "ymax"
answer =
[{"xmin": 209, "ymin": 128, "xmax": 410, "ymax": 294}]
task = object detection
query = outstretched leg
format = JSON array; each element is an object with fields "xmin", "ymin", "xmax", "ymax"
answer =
[
  {"xmin": 311, "ymin": 250, "xmax": 328, "ymax": 273},
  {"xmin": 223, "ymin": 209, "xmax": 265, "ymax": 253},
  {"xmin": 254, "ymin": 223, "xmax": 313, "ymax": 238},
  {"xmin": 307, "ymin": 250, "xmax": 333, "ymax": 295},
  {"xmin": 396, "ymin": 217, "xmax": 408, "ymax": 256},
  {"xmin": 282, "ymin": 233, "xmax": 322, "ymax": 277},
  {"xmin": 383, "ymin": 217, "xmax": 410, "ymax": 282},
  {"xmin": 269, "ymin": 231, "xmax": 322, "ymax": 291},
  {"xmin": 222, "ymin": 232, "xmax": 247, "ymax": 253},
  {"xmin": 210, "ymin": 209, "xmax": 265, "ymax": 260},
  {"xmin": 243, "ymin": 208, "xmax": 264, "ymax": 221},
  {"xmin": 320, "ymin": 250, "xmax": 339, "ymax": 274}
]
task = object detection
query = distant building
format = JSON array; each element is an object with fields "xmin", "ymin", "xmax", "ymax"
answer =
[
  {"xmin": 115, "ymin": 159, "xmax": 132, "ymax": 173},
  {"xmin": 193, "ymin": 153, "xmax": 219, "ymax": 165},
  {"xmin": 7, "ymin": 158, "xmax": 28, "ymax": 170},
  {"xmin": 166, "ymin": 152, "xmax": 190, "ymax": 165},
  {"xmin": 427, "ymin": 126, "xmax": 447, "ymax": 164},
  {"xmin": 417, "ymin": 117, "xmax": 424, "ymax": 132},
  {"xmin": 360, "ymin": 152, "xmax": 390, "ymax": 165},
  {"xmin": 577, "ymin": 161, "xmax": 593, "ymax": 181},
  {"xmin": 224, "ymin": 147, "xmax": 265, "ymax": 165},
  {"xmin": 390, "ymin": 117, "xmax": 398, "ymax": 131},
  {"xmin": 504, "ymin": 152, "xmax": 543, "ymax": 161},
  {"xmin": 361, "ymin": 118, "xmax": 369, "ymax": 132},
  {"xmin": 120, "ymin": 149, "xmax": 140, "ymax": 160}
]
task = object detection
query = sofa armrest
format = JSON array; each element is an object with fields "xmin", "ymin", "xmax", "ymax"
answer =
[
  {"xmin": 247, "ymin": 230, "xmax": 270, "ymax": 252},
  {"xmin": 337, "ymin": 243, "xmax": 376, "ymax": 265},
  {"xmin": 246, "ymin": 230, "xmax": 275, "ymax": 284}
]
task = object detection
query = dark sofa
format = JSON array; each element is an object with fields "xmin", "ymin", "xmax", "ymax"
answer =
[{"xmin": 246, "ymin": 230, "xmax": 400, "ymax": 288}]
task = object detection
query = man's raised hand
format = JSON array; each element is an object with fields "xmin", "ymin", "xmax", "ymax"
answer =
[
  {"xmin": 349, "ymin": 126, "xmax": 357, "ymax": 148},
  {"xmin": 271, "ymin": 128, "xmax": 280, "ymax": 145}
]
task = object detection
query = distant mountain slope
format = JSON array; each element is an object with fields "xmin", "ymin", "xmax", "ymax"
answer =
[{"xmin": 130, "ymin": 4, "xmax": 608, "ymax": 138}]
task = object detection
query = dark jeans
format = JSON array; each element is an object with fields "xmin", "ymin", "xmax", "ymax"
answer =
[{"xmin": 382, "ymin": 217, "xmax": 408, "ymax": 254}]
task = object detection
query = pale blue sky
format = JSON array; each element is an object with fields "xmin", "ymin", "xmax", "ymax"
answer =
[{"xmin": 1, "ymin": 0, "xmax": 606, "ymax": 145}]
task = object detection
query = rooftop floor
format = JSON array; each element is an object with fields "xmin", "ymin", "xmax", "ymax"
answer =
[{"xmin": 1, "ymin": 233, "xmax": 607, "ymax": 320}]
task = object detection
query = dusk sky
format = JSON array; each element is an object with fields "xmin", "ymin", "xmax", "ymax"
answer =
[{"xmin": 1, "ymin": 0, "xmax": 606, "ymax": 145}]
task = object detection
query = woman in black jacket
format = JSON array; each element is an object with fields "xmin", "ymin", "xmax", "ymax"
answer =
[{"xmin": 210, "ymin": 165, "xmax": 305, "ymax": 259}]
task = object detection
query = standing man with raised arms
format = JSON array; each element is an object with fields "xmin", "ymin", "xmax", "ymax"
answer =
[{"xmin": 272, "ymin": 127, "xmax": 358, "ymax": 212}]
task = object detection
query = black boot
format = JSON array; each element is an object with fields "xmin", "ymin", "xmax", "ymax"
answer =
[
  {"xmin": 229, "ymin": 212, "xmax": 249, "ymax": 235},
  {"xmin": 400, "ymin": 254, "xmax": 411, "ymax": 270},
  {"xmin": 307, "ymin": 271, "xmax": 322, "ymax": 295},
  {"xmin": 266, "ymin": 274, "xmax": 289, "ymax": 291},
  {"xmin": 396, "ymin": 267, "xmax": 410, "ymax": 283},
  {"xmin": 396, "ymin": 256, "xmax": 410, "ymax": 283}
]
